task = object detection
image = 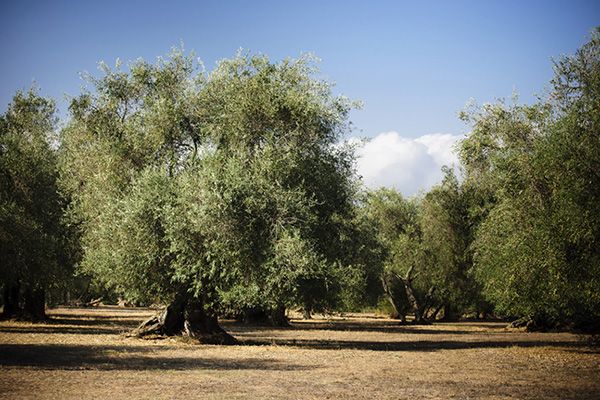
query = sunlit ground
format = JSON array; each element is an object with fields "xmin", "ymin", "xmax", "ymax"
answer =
[{"xmin": 0, "ymin": 307, "xmax": 598, "ymax": 399}]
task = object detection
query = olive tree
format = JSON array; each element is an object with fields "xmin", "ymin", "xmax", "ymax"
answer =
[
  {"xmin": 1, "ymin": 90, "xmax": 73, "ymax": 320},
  {"xmin": 459, "ymin": 29, "xmax": 600, "ymax": 330},
  {"xmin": 61, "ymin": 50, "xmax": 358, "ymax": 340},
  {"xmin": 187, "ymin": 53, "xmax": 358, "ymax": 324},
  {"xmin": 420, "ymin": 168, "xmax": 487, "ymax": 320},
  {"xmin": 361, "ymin": 188, "xmax": 434, "ymax": 322}
]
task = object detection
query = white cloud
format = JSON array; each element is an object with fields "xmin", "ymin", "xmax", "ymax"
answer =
[{"xmin": 352, "ymin": 132, "xmax": 464, "ymax": 196}]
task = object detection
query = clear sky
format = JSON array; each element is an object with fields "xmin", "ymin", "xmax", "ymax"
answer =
[{"xmin": 1, "ymin": 0, "xmax": 598, "ymax": 194}]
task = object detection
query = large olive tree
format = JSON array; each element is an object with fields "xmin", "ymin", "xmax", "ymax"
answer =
[{"xmin": 61, "ymin": 50, "xmax": 358, "ymax": 341}]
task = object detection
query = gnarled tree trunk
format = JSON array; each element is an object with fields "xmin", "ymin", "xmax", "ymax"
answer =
[
  {"xmin": 419, "ymin": 286, "xmax": 436, "ymax": 322},
  {"xmin": 381, "ymin": 275, "xmax": 406, "ymax": 321},
  {"xmin": 382, "ymin": 275, "xmax": 399, "ymax": 319},
  {"xmin": 509, "ymin": 314, "xmax": 556, "ymax": 332},
  {"xmin": 302, "ymin": 307, "xmax": 313, "ymax": 320},
  {"xmin": 398, "ymin": 265, "xmax": 434, "ymax": 324},
  {"xmin": 429, "ymin": 304, "xmax": 444, "ymax": 321},
  {"xmin": 270, "ymin": 305, "xmax": 289, "ymax": 327},
  {"xmin": 237, "ymin": 305, "xmax": 290, "ymax": 327},
  {"xmin": 135, "ymin": 293, "xmax": 236, "ymax": 344},
  {"xmin": 438, "ymin": 304, "xmax": 459, "ymax": 322},
  {"xmin": 183, "ymin": 299, "xmax": 236, "ymax": 344}
]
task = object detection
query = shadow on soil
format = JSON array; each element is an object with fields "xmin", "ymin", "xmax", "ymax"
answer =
[
  {"xmin": 0, "ymin": 316, "xmax": 140, "ymax": 335},
  {"xmin": 0, "ymin": 325, "xmax": 127, "ymax": 335},
  {"xmin": 0, "ymin": 315, "xmax": 482, "ymax": 336},
  {"xmin": 240, "ymin": 337, "xmax": 586, "ymax": 352},
  {"xmin": 0, "ymin": 343, "xmax": 312, "ymax": 371},
  {"xmin": 1, "ymin": 311, "xmax": 594, "ymax": 367},
  {"xmin": 277, "ymin": 321, "xmax": 477, "ymax": 335}
]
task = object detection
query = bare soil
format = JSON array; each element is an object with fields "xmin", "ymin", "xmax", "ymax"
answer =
[{"xmin": 0, "ymin": 306, "xmax": 598, "ymax": 399}]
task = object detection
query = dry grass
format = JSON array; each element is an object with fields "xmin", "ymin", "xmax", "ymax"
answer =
[{"xmin": 0, "ymin": 307, "xmax": 598, "ymax": 399}]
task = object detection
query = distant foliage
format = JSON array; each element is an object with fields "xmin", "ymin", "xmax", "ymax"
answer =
[{"xmin": 361, "ymin": 178, "xmax": 485, "ymax": 322}]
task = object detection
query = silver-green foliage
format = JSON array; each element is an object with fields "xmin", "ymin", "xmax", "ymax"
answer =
[
  {"xmin": 1, "ymin": 90, "xmax": 72, "ymax": 294},
  {"xmin": 459, "ymin": 29, "xmax": 600, "ymax": 326},
  {"xmin": 61, "ymin": 50, "xmax": 358, "ymax": 310},
  {"xmin": 420, "ymin": 168, "xmax": 483, "ymax": 314}
]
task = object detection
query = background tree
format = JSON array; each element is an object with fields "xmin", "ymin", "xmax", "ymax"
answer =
[
  {"xmin": 334, "ymin": 191, "xmax": 386, "ymax": 314},
  {"xmin": 0, "ymin": 90, "xmax": 73, "ymax": 320},
  {"xmin": 420, "ymin": 168, "xmax": 487, "ymax": 320},
  {"xmin": 459, "ymin": 28, "xmax": 600, "ymax": 330},
  {"xmin": 362, "ymin": 178, "xmax": 488, "ymax": 323},
  {"xmin": 361, "ymin": 188, "xmax": 434, "ymax": 322}
]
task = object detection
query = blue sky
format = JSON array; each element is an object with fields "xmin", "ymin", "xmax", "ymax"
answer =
[{"xmin": 1, "ymin": 0, "xmax": 598, "ymax": 194}]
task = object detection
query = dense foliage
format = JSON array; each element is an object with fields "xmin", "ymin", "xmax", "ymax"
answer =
[
  {"xmin": 1, "ymin": 29, "xmax": 598, "ymax": 334},
  {"xmin": 459, "ymin": 29, "xmax": 600, "ymax": 330},
  {"xmin": 362, "ymin": 172, "xmax": 484, "ymax": 323},
  {"xmin": 59, "ymin": 50, "xmax": 361, "ymax": 335},
  {"xmin": 0, "ymin": 90, "xmax": 74, "ymax": 319}
]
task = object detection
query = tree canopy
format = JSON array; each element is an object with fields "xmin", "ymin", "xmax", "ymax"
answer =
[
  {"xmin": 60, "ymin": 50, "xmax": 359, "ymax": 338},
  {"xmin": 0, "ymin": 90, "xmax": 73, "ymax": 319},
  {"xmin": 459, "ymin": 28, "xmax": 600, "ymax": 330},
  {"xmin": 2, "ymin": 29, "xmax": 599, "ymax": 335}
]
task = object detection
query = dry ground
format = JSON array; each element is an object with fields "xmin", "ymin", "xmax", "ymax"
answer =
[{"xmin": 0, "ymin": 307, "xmax": 598, "ymax": 399}]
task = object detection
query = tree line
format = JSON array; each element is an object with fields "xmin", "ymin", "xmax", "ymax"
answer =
[{"xmin": 1, "ymin": 30, "xmax": 598, "ymax": 340}]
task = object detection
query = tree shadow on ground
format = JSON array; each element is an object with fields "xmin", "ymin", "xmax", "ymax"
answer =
[
  {"xmin": 240, "ymin": 337, "xmax": 585, "ymax": 352},
  {"xmin": 445, "ymin": 382, "xmax": 600, "ymax": 400},
  {"xmin": 0, "ymin": 316, "xmax": 140, "ymax": 335},
  {"xmin": 49, "ymin": 312, "xmax": 151, "ymax": 320},
  {"xmin": 0, "ymin": 343, "xmax": 312, "ymax": 371},
  {"xmin": 0, "ymin": 325, "xmax": 127, "ymax": 335},
  {"xmin": 282, "ymin": 321, "xmax": 478, "ymax": 335},
  {"xmin": 1, "ymin": 311, "xmax": 592, "ymax": 355},
  {"xmin": 49, "ymin": 317, "xmax": 140, "ymax": 328}
]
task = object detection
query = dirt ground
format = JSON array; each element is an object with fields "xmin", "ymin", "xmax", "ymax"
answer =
[{"xmin": 0, "ymin": 307, "xmax": 598, "ymax": 399}]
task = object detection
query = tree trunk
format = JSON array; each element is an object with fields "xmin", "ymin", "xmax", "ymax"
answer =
[
  {"xmin": 399, "ymin": 266, "xmax": 433, "ymax": 325},
  {"xmin": 183, "ymin": 299, "xmax": 237, "ymax": 344},
  {"xmin": 23, "ymin": 287, "xmax": 46, "ymax": 320},
  {"xmin": 1, "ymin": 283, "xmax": 20, "ymax": 319},
  {"xmin": 419, "ymin": 286, "xmax": 435, "ymax": 323},
  {"xmin": 3, "ymin": 283, "xmax": 46, "ymax": 320},
  {"xmin": 270, "ymin": 305, "xmax": 289, "ymax": 327},
  {"xmin": 439, "ymin": 304, "xmax": 459, "ymax": 322},
  {"xmin": 239, "ymin": 307, "xmax": 269, "ymax": 324},
  {"xmin": 238, "ymin": 306, "xmax": 290, "ymax": 327},
  {"xmin": 399, "ymin": 266, "xmax": 422, "ymax": 323},
  {"xmin": 430, "ymin": 304, "xmax": 444, "ymax": 321},
  {"xmin": 403, "ymin": 280, "xmax": 423, "ymax": 322},
  {"xmin": 381, "ymin": 276, "xmax": 405, "ymax": 321},
  {"xmin": 509, "ymin": 315, "xmax": 555, "ymax": 332},
  {"xmin": 302, "ymin": 307, "xmax": 313, "ymax": 320},
  {"xmin": 135, "ymin": 293, "xmax": 186, "ymax": 336},
  {"xmin": 135, "ymin": 293, "xmax": 236, "ymax": 344}
]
